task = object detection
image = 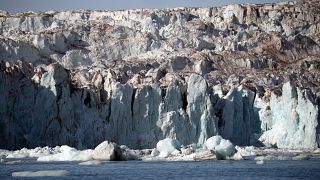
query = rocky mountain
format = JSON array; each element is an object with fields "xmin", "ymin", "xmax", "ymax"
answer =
[{"xmin": 0, "ymin": 0, "xmax": 319, "ymax": 150}]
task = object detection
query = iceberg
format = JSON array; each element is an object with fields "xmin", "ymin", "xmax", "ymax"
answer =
[
  {"xmin": 12, "ymin": 170, "xmax": 69, "ymax": 177},
  {"xmin": 156, "ymin": 138, "xmax": 182, "ymax": 158},
  {"xmin": 204, "ymin": 136, "xmax": 236, "ymax": 159},
  {"xmin": 37, "ymin": 146, "xmax": 93, "ymax": 162}
]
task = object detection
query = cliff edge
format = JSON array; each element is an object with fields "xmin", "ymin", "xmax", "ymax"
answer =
[{"xmin": 0, "ymin": 0, "xmax": 319, "ymax": 150}]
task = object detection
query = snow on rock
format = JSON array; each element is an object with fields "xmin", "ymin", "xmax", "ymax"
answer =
[
  {"xmin": 12, "ymin": 170, "xmax": 69, "ymax": 177},
  {"xmin": 156, "ymin": 138, "xmax": 182, "ymax": 158},
  {"xmin": 92, "ymin": 141, "xmax": 119, "ymax": 161}
]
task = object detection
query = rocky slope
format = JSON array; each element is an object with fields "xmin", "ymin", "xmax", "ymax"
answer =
[{"xmin": 0, "ymin": 0, "xmax": 319, "ymax": 150}]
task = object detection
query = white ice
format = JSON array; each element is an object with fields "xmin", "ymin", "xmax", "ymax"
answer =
[
  {"xmin": 37, "ymin": 146, "xmax": 93, "ymax": 162},
  {"xmin": 203, "ymin": 135, "xmax": 222, "ymax": 150},
  {"xmin": 79, "ymin": 160, "xmax": 102, "ymax": 165},
  {"xmin": 204, "ymin": 136, "xmax": 236, "ymax": 159},
  {"xmin": 12, "ymin": 170, "xmax": 69, "ymax": 177},
  {"xmin": 156, "ymin": 138, "xmax": 182, "ymax": 158}
]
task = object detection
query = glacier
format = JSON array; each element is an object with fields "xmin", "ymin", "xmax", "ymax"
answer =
[{"xmin": 0, "ymin": 0, "xmax": 319, "ymax": 151}]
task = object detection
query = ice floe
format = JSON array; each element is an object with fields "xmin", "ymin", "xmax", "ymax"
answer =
[
  {"xmin": 1, "ymin": 138, "xmax": 319, "ymax": 163},
  {"xmin": 37, "ymin": 147, "xmax": 93, "ymax": 162},
  {"xmin": 92, "ymin": 141, "xmax": 118, "ymax": 161},
  {"xmin": 12, "ymin": 170, "xmax": 69, "ymax": 177},
  {"xmin": 79, "ymin": 160, "xmax": 102, "ymax": 165},
  {"xmin": 156, "ymin": 138, "xmax": 182, "ymax": 158}
]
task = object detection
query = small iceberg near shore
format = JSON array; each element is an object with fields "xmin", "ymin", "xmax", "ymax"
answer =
[
  {"xmin": 147, "ymin": 136, "xmax": 237, "ymax": 161},
  {"xmin": 36, "ymin": 141, "xmax": 139, "ymax": 162},
  {"xmin": 12, "ymin": 170, "xmax": 69, "ymax": 177},
  {"xmin": 79, "ymin": 160, "xmax": 102, "ymax": 166},
  {"xmin": 1, "ymin": 137, "xmax": 319, "ymax": 163},
  {"xmin": 204, "ymin": 136, "xmax": 236, "ymax": 160},
  {"xmin": 37, "ymin": 146, "xmax": 93, "ymax": 162}
]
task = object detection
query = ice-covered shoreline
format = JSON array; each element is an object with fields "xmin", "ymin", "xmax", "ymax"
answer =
[
  {"xmin": 1, "ymin": 138, "xmax": 319, "ymax": 165},
  {"xmin": 0, "ymin": 0, "xmax": 320, "ymax": 153}
]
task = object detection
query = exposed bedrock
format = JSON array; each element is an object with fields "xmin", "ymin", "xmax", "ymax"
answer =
[{"xmin": 0, "ymin": 0, "xmax": 320, "ymax": 150}]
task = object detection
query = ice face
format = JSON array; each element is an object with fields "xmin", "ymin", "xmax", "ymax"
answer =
[{"xmin": 0, "ymin": 1, "xmax": 319, "ymax": 151}]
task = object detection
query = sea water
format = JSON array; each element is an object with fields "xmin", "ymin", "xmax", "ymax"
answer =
[{"xmin": 1, "ymin": 158, "xmax": 320, "ymax": 179}]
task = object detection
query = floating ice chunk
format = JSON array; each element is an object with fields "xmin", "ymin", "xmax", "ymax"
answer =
[
  {"xmin": 171, "ymin": 149, "xmax": 181, "ymax": 156},
  {"xmin": 192, "ymin": 149, "xmax": 215, "ymax": 160},
  {"xmin": 28, "ymin": 146, "xmax": 55, "ymax": 157},
  {"xmin": 181, "ymin": 146, "xmax": 193, "ymax": 155},
  {"xmin": 79, "ymin": 160, "xmax": 102, "ymax": 165},
  {"xmin": 292, "ymin": 154, "xmax": 310, "ymax": 160},
  {"xmin": 215, "ymin": 139, "xmax": 236, "ymax": 160},
  {"xmin": 256, "ymin": 160, "xmax": 264, "ymax": 165},
  {"xmin": 117, "ymin": 145, "xmax": 139, "ymax": 160},
  {"xmin": 156, "ymin": 138, "xmax": 182, "ymax": 158},
  {"xmin": 12, "ymin": 170, "xmax": 69, "ymax": 177},
  {"xmin": 59, "ymin": 145, "xmax": 75, "ymax": 152},
  {"xmin": 204, "ymin": 135, "xmax": 222, "ymax": 150},
  {"xmin": 6, "ymin": 148, "xmax": 29, "ymax": 158},
  {"xmin": 6, "ymin": 152, "xmax": 29, "ymax": 159},
  {"xmin": 235, "ymin": 146, "xmax": 256, "ymax": 157},
  {"xmin": 4, "ymin": 160, "xmax": 22, "ymax": 164},
  {"xmin": 255, "ymin": 153, "xmax": 311, "ymax": 161},
  {"xmin": 92, "ymin": 141, "xmax": 119, "ymax": 161},
  {"xmin": 159, "ymin": 151, "xmax": 169, "ymax": 158},
  {"xmin": 4, "ymin": 146, "xmax": 60, "ymax": 159},
  {"xmin": 231, "ymin": 151, "xmax": 243, "ymax": 160},
  {"xmin": 151, "ymin": 148, "xmax": 160, "ymax": 157},
  {"xmin": 37, "ymin": 147, "xmax": 93, "ymax": 162},
  {"xmin": 203, "ymin": 136, "xmax": 236, "ymax": 159}
]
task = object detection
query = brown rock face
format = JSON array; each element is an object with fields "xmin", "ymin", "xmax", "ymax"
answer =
[{"xmin": 0, "ymin": 0, "xmax": 319, "ymax": 150}]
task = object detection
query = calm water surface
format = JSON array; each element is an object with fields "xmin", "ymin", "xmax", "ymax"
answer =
[{"xmin": 1, "ymin": 158, "xmax": 320, "ymax": 179}]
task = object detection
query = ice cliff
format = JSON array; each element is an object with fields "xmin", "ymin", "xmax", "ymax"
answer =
[{"xmin": 0, "ymin": 0, "xmax": 319, "ymax": 150}]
